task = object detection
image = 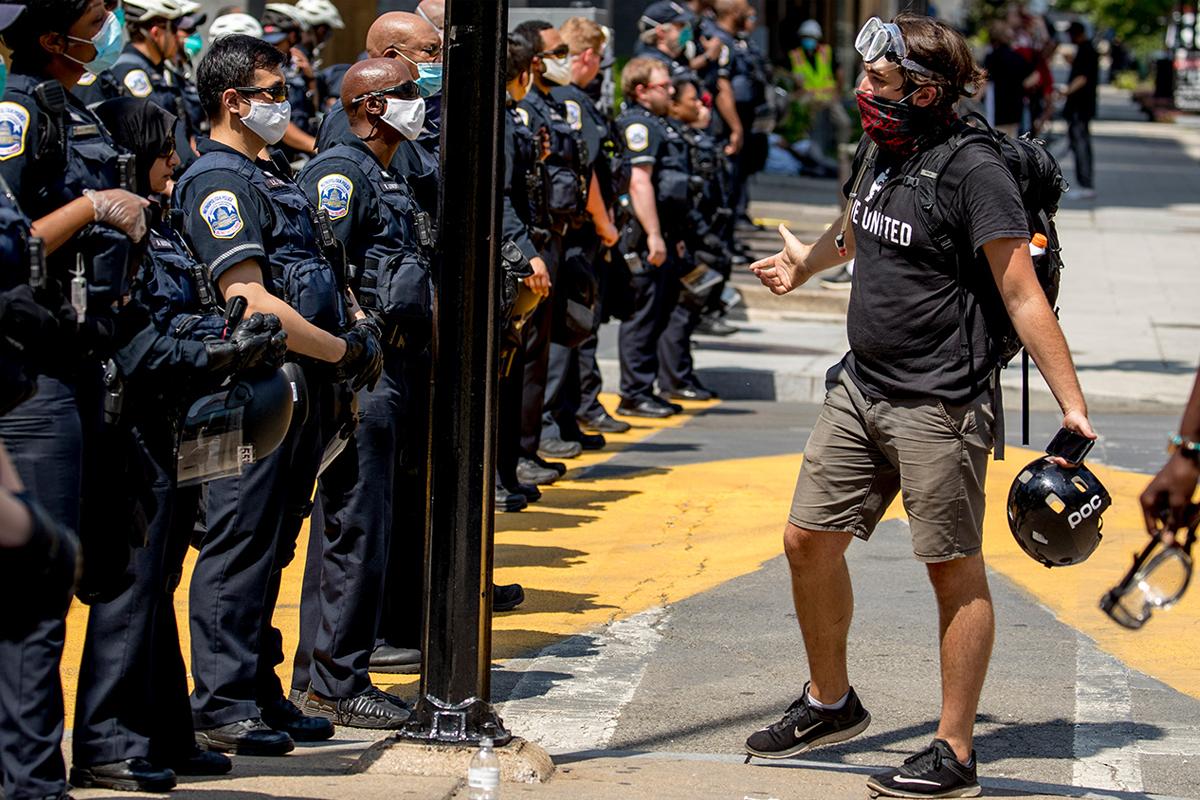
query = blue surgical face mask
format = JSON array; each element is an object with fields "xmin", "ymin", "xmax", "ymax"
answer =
[
  {"xmin": 184, "ymin": 32, "xmax": 203, "ymax": 59},
  {"xmin": 0, "ymin": 55, "xmax": 7, "ymax": 100},
  {"xmin": 395, "ymin": 48, "xmax": 443, "ymax": 97},
  {"xmin": 678, "ymin": 25, "xmax": 694, "ymax": 49},
  {"xmin": 65, "ymin": 11, "xmax": 125, "ymax": 75},
  {"xmin": 113, "ymin": 3, "xmax": 126, "ymax": 28}
]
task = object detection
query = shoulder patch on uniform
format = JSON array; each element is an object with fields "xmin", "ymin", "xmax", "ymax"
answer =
[
  {"xmin": 0, "ymin": 103, "xmax": 30, "ymax": 162},
  {"xmin": 625, "ymin": 122, "xmax": 649, "ymax": 153},
  {"xmin": 515, "ymin": 107, "xmax": 531, "ymax": 128},
  {"xmin": 719, "ymin": 45, "xmax": 731, "ymax": 67},
  {"xmin": 123, "ymin": 69, "xmax": 153, "ymax": 98},
  {"xmin": 564, "ymin": 100, "xmax": 583, "ymax": 131},
  {"xmin": 200, "ymin": 190, "xmax": 244, "ymax": 239},
  {"xmin": 316, "ymin": 173, "xmax": 353, "ymax": 221},
  {"xmin": 77, "ymin": 72, "xmax": 98, "ymax": 87}
]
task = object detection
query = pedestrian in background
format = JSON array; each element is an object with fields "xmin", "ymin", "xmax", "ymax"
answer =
[
  {"xmin": 1060, "ymin": 20, "xmax": 1098, "ymax": 200},
  {"xmin": 984, "ymin": 21, "xmax": 1034, "ymax": 138}
]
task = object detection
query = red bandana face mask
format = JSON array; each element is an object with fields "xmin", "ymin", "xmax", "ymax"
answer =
[{"xmin": 855, "ymin": 89, "xmax": 956, "ymax": 158}]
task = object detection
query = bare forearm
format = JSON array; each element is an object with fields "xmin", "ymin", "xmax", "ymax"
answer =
[
  {"xmin": 30, "ymin": 197, "xmax": 96, "ymax": 255},
  {"xmin": 1064, "ymin": 75, "xmax": 1087, "ymax": 95},
  {"xmin": 1176, "ymin": 367, "xmax": 1200, "ymax": 439},
  {"xmin": 715, "ymin": 82, "xmax": 741, "ymax": 137},
  {"xmin": 629, "ymin": 174, "xmax": 660, "ymax": 238},
  {"xmin": 220, "ymin": 277, "xmax": 345, "ymax": 362},
  {"xmin": 1010, "ymin": 299, "xmax": 1086, "ymax": 414},
  {"xmin": 586, "ymin": 171, "xmax": 608, "ymax": 230},
  {"xmin": 800, "ymin": 215, "xmax": 855, "ymax": 278}
]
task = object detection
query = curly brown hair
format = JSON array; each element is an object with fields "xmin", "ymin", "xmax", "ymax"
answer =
[{"xmin": 894, "ymin": 14, "xmax": 987, "ymax": 107}]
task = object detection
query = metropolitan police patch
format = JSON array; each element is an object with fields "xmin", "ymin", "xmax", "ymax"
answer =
[
  {"xmin": 564, "ymin": 100, "xmax": 583, "ymax": 131},
  {"xmin": 123, "ymin": 69, "xmax": 153, "ymax": 98},
  {"xmin": 625, "ymin": 123, "xmax": 649, "ymax": 152},
  {"xmin": 515, "ymin": 107, "xmax": 530, "ymax": 127},
  {"xmin": 317, "ymin": 173, "xmax": 353, "ymax": 221},
  {"xmin": 200, "ymin": 191, "xmax": 244, "ymax": 239},
  {"xmin": 0, "ymin": 102, "xmax": 30, "ymax": 162},
  {"xmin": 77, "ymin": 72, "xmax": 97, "ymax": 87}
]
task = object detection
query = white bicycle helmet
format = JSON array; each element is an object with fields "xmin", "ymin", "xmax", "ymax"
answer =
[
  {"xmin": 124, "ymin": 0, "xmax": 186, "ymax": 22},
  {"xmin": 293, "ymin": 0, "xmax": 344, "ymax": 30},
  {"xmin": 264, "ymin": 3, "xmax": 310, "ymax": 28},
  {"xmin": 208, "ymin": 12, "xmax": 264, "ymax": 40},
  {"xmin": 798, "ymin": 19, "xmax": 823, "ymax": 39}
]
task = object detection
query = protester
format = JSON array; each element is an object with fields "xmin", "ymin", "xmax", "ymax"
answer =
[
  {"xmin": 1060, "ymin": 20, "xmax": 1098, "ymax": 199},
  {"xmin": 984, "ymin": 20, "xmax": 1034, "ymax": 137}
]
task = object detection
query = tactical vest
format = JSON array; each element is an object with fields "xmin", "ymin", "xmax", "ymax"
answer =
[
  {"xmin": 114, "ymin": 51, "xmax": 191, "ymax": 140},
  {"xmin": 623, "ymin": 106, "xmax": 692, "ymax": 232},
  {"xmin": 175, "ymin": 149, "xmax": 349, "ymax": 334},
  {"xmin": 8, "ymin": 74, "xmax": 134, "ymax": 315},
  {"xmin": 522, "ymin": 90, "xmax": 588, "ymax": 225},
  {"xmin": 0, "ymin": 178, "xmax": 31, "ymax": 289},
  {"xmin": 308, "ymin": 147, "xmax": 433, "ymax": 332},
  {"xmin": 137, "ymin": 212, "xmax": 225, "ymax": 342}
]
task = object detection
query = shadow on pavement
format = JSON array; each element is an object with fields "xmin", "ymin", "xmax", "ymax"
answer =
[{"xmin": 493, "ymin": 543, "xmax": 588, "ymax": 570}]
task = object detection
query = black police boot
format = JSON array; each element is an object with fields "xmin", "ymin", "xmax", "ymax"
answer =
[
  {"xmin": 495, "ymin": 483, "xmax": 528, "ymax": 512},
  {"xmin": 579, "ymin": 411, "xmax": 631, "ymax": 434},
  {"xmin": 517, "ymin": 457, "xmax": 560, "ymax": 486},
  {"xmin": 668, "ymin": 384, "xmax": 717, "ymax": 401},
  {"xmin": 69, "ymin": 758, "xmax": 176, "ymax": 793},
  {"xmin": 568, "ymin": 431, "xmax": 606, "ymax": 450},
  {"xmin": 652, "ymin": 395, "xmax": 685, "ymax": 414},
  {"xmin": 369, "ymin": 644, "xmax": 422, "ymax": 674},
  {"xmin": 695, "ymin": 313, "xmax": 739, "ymax": 337},
  {"xmin": 165, "ymin": 746, "xmax": 233, "ymax": 776},
  {"xmin": 195, "ymin": 718, "xmax": 294, "ymax": 756},
  {"xmin": 494, "ymin": 583, "xmax": 525, "ymax": 612},
  {"xmin": 538, "ymin": 437, "xmax": 582, "ymax": 459},
  {"xmin": 617, "ymin": 397, "xmax": 675, "ymax": 418},
  {"xmin": 303, "ymin": 688, "xmax": 410, "ymax": 730},
  {"xmin": 260, "ymin": 695, "xmax": 335, "ymax": 742}
]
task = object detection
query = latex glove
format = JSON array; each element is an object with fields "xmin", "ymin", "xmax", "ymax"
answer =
[
  {"xmin": 336, "ymin": 318, "xmax": 384, "ymax": 391},
  {"xmin": 84, "ymin": 189, "xmax": 150, "ymax": 243}
]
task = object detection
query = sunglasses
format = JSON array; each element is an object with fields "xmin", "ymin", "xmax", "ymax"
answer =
[
  {"xmin": 537, "ymin": 44, "xmax": 570, "ymax": 59},
  {"xmin": 234, "ymin": 84, "xmax": 289, "ymax": 104},
  {"xmin": 350, "ymin": 81, "xmax": 423, "ymax": 105},
  {"xmin": 160, "ymin": 134, "xmax": 176, "ymax": 158},
  {"xmin": 644, "ymin": 80, "xmax": 674, "ymax": 93}
]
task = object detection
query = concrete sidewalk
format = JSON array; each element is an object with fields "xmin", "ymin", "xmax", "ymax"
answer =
[{"xmin": 597, "ymin": 86, "xmax": 1200, "ymax": 415}]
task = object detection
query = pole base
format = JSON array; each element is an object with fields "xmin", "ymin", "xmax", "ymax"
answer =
[
  {"xmin": 353, "ymin": 736, "xmax": 555, "ymax": 784},
  {"xmin": 395, "ymin": 693, "xmax": 512, "ymax": 746}
]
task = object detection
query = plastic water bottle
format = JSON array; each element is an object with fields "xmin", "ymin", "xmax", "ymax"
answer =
[
  {"xmin": 1029, "ymin": 232, "xmax": 1048, "ymax": 257},
  {"xmin": 467, "ymin": 736, "xmax": 500, "ymax": 799}
]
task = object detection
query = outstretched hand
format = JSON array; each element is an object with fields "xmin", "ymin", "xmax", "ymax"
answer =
[{"xmin": 749, "ymin": 224, "xmax": 811, "ymax": 296}]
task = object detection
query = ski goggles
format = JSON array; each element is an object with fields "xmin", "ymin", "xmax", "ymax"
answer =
[
  {"xmin": 1101, "ymin": 509, "xmax": 1196, "ymax": 630},
  {"xmin": 854, "ymin": 17, "xmax": 938, "ymax": 79}
]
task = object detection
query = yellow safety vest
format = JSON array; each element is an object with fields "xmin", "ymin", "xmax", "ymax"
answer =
[{"xmin": 792, "ymin": 45, "xmax": 836, "ymax": 102}]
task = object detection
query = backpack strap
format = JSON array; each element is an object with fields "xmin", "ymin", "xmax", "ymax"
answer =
[{"xmin": 835, "ymin": 138, "xmax": 877, "ymax": 257}]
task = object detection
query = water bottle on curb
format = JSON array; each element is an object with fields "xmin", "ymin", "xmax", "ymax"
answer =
[{"xmin": 467, "ymin": 735, "xmax": 500, "ymax": 799}]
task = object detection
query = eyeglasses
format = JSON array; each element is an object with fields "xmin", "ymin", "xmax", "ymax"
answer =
[
  {"xmin": 350, "ymin": 81, "xmax": 422, "ymax": 105},
  {"xmin": 537, "ymin": 44, "xmax": 570, "ymax": 60},
  {"xmin": 234, "ymin": 84, "xmax": 289, "ymax": 103},
  {"xmin": 854, "ymin": 16, "xmax": 938, "ymax": 79},
  {"xmin": 644, "ymin": 80, "xmax": 674, "ymax": 94},
  {"xmin": 160, "ymin": 134, "xmax": 176, "ymax": 158},
  {"xmin": 1101, "ymin": 510, "xmax": 1197, "ymax": 630}
]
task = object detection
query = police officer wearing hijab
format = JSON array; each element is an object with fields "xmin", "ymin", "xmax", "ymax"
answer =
[
  {"xmin": 287, "ymin": 58, "xmax": 427, "ymax": 730},
  {"xmin": 173, "ymin": 32, "xmax": 381, "ymax": 755},
  {"xmin": 69, "ymin": 96, "xmax": 288, "ymax": 792}
]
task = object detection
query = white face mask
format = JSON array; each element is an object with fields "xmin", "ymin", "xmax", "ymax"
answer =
[
  {"xmin": 541, "ymin": 55, "xmax": 572, "ymax": 87},
  {"xmin": 240, "ymin": 99, "xmax": 292, "ymax": 145},
  {"xmin": 381, "ymin": 97, "xmax": 426, "ymax": 140}
]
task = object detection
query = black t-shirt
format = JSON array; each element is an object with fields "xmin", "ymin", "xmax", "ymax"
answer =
[
  {"xmin": 838, "ymin": 135, "xmax": 1030, "ymax": 404},
  {"xmin": 984, "ymin": 45, "xmax": 1033, "ymax": 126},
  {"xmin": 1065, "ymin": 41, "xmax": 1099, "ymax": 120}
]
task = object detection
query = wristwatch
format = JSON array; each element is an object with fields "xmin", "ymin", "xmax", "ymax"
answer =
[{"xmin": 1168, "ymin": 433, "xmax": 1200, "ymax": 461}]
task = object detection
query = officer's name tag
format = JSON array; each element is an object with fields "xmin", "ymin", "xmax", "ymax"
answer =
[
  {"xmin": 201, "ymin": 191, "xmax": 244, "ymax": 239},
  {"xmin": 317, "ymin": 173, "xmax": 354, "ymax": 221},
  {"xmin": 0, "ymin": 102, "xmax": 30, "ymax": 161}
]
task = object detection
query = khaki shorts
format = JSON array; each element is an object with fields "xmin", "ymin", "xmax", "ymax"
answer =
[{"xmin": 789, "ymin": 369, "xmax": 994, "ymax": 562}]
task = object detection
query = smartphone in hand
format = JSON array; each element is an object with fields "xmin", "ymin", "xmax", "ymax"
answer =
[{"xmin": 1046, "ymin": 427, "xmax": 1095, "ymax": 464}]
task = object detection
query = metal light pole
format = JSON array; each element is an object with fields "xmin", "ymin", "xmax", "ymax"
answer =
[{"xmin": 397, "ymin": 0, "xmax": 511, "ymax": 746}]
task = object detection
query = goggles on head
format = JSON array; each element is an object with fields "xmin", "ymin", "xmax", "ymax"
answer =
[
  {"xmin": 855, "ymin": 17, "xmax": 938, "ymax": 80},
  {"xmin": 1101, "ymin": 508, "xmax": 1197, "ymax": 630}
]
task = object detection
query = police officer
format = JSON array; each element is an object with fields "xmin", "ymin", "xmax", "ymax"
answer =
[
  {"xmin": 71, "ymin": 97, "xmax": 289, "ymax": 792},
  {"xmin": 170, "ymin": 4, "xmax": 208, "ymax": 139},
  {"xmin": 511, "ymin": 19, "xmax": 587, "ymax": 478},
  {"xmin": 713, "ymin": 0, "xmax": 767, "ymax": 235},
  {"xmin": 111, "ymin": 0, "xmax": 197, "ymax": 168},
  {"xmin": 288, "ymin": 59, "xmax": 429, "ymax": 729},
  {"xmin": 71, "ymin": 0, "xmax": 127, "ymax": 106},
  {"xmin": 174, "ymin": 32, "xmax": 381, "ymax": 754},
  {"xmin": 541, "ymin": 16, "xmax": 621, "ymax": 454},
  {"xmin": 0, "ymin": 0, "xmax": 152, "ymax": 793},
  {"xmin": 260, "ymin": 3, "xmax": 319, "ymax": 162},
  {"xmin": 614, "ymin": 56, "xmax": 691, "ymax": 419}
]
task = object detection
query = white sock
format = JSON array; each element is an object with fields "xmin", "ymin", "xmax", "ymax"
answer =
[{"xmin": 806, "ymin": 688, "xmax": 849, "ymax": 711}]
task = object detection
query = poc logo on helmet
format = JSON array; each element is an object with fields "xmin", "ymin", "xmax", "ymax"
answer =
[{"xmin": 1068, "ymin": 495, "xmax": 1104, "ymax": 530}]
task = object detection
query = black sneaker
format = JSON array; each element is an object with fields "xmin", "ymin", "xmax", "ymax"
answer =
[
  {"xmin": 745, "ymin": 682, "xmax": 871, "ymax": 758},
  {"xmin": 579, "ymin": 412, "xmax": 631, "ymax": 434},
  {"xmin": 302, "ymin": 688, "xmax": 410, "ymax": 730},
  {"xmin": 494, "ymin": 583, "xmax": 525, "ymax": 611},
  {"xmin": 867, "ymin": 739, "xmax": 980, "ymax": 798}
]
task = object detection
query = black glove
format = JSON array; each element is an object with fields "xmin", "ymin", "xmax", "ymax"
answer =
[
  {"xmin": 1, "ymin": 491, "xmax": 80, "ymax": 617},
  {"xmin": 0, "ymin": 284, "xmax": 59, "ymax": 348},
  {"xmin": 335, "ymin": 318, "xmax": 383, "ymax": 392},
  {"xmin": 204, "ymin": 312, "xmax": 288, "ymax": 377}
]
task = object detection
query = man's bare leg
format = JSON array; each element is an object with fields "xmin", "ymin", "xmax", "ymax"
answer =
[
  {"xmin": 784, "ymin": 522, "xmax": 855, "ymax": 703},
  {"xmin": 926, "ymin": 553, "xmax": 995, "ymax": 763}
]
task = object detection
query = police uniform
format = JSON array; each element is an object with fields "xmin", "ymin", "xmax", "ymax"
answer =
[
  {"xmin": 516, "ymin": 84, "xmax": 585, "ymax": 459},
  {"xmin": 174, "ymin": 138, "xmax": 348, "ymax": 732},
  {"xmin": 277, "ymin": 54, "xmax": 318, "ymax": 165},
  {"xmin": 71, "ymin": 204, "xmax": 228, "ymax": 773},
  {"xmin": 112, "ymin": 45, "xmax": 197, "ymax": 169},
  {"xmin": 542, "ymin": 81, "xmax": 611, "ymax": 444},
  {"xmin": 634, "ymin": 40, "xmax": 693, "ymax": 81},
  {"xmin": 290, "ymin": 133, "xmax": 432, "ymax": 704},
  {"xmin": 72, "ymin": 68, "xmax": 123, "ymax": 106},
  {"xmin": 0, "ymin": 68, "xmax": 137, "ymax": 798},
  {"xmin": 692, "ymin": 15, "xmax": 732, "ymax": 115},
  {"xmin": 615, "ymin": 103, "xmax": 690, "ymax": 404}
]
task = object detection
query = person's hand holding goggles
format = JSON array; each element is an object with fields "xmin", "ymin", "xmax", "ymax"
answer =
[{"xmin": 1101, "ymin": 505, "xmax": 1196, "ymax": 631}]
